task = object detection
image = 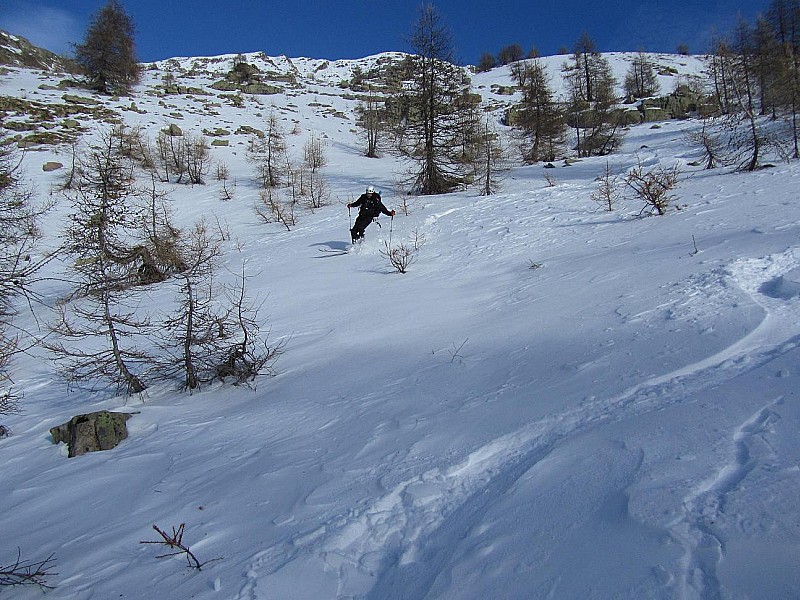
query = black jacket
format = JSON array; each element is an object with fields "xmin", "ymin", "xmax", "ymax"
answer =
[{"xmin": 351, "ymin": 193, "xmax": 392, "ymax": 219}]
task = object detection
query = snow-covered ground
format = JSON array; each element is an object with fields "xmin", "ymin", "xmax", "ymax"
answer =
[{"xmin": 1, "ymin": 51, "xmax": 799, "ymax": 599}]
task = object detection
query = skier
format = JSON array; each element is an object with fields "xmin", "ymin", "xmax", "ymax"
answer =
[{"xmin": 347, "ymin": 186, "xmax": 395, "ymax": 243}]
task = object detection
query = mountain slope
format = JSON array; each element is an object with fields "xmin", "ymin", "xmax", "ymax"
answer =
[
  {"xmin": 0, "ymin": 47, "xmax": 799, "ymax": 600},
  {"xmin": 0, "ymin": 30, "xmax": 78, "ymax": 72}
]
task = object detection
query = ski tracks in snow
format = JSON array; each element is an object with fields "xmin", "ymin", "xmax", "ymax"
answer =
[
  {"xmin": 671, "ymin": 398, "xmax": 783, "ymax": 600},
  {"xmin": 234, "ymin": 415, "xmax": 565, "ymax": 600},
  {"xmin": 234, "ymin": 248, "xmax": 800, "ymax": 599},
  {"xmin": 662, "ymin": 248, "xmax": 800, "ymax": 599}
]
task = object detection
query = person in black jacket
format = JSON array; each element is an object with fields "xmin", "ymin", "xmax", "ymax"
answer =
[{"xmin": 347, "ymin": 186, "xmax": 395, "ymax": 243}]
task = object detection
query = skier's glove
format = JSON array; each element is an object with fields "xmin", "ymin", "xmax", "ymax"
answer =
[{"xmin": 390, "ymin": 210, "xmax": 396, "ymax": 216}]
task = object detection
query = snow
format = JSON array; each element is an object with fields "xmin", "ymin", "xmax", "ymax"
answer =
[{"xmin": 1, "ymin": 51, "xmax": 799, "ymax": 599}]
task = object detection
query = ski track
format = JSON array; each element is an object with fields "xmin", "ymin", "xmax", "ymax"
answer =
[
  {"xmin": 671, "ymin": 398, "xmax": 783, "ymax": 600},
  {"xmin": 232, "ymin": 248, "xmax": 800, "ymax": 599}
]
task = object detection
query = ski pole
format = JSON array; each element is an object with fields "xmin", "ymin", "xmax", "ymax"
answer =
[{"xmin": 389, "ymin": 214, "xmax": 394, "ymax": 248}]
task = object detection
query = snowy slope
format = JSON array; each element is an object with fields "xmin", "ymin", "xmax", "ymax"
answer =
[{"xmin": 1, "ymin": 51, "xmax": 799, "ymax": 600}]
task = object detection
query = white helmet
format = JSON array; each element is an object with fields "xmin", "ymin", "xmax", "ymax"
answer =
[{"xmin": 366, "ymin": 186, "xmax": 375, "ymax": 194}]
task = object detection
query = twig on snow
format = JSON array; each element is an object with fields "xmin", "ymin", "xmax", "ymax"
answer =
[{"xmin": 140, "ymin": 523, "xmax": 209, "ymax": 570}]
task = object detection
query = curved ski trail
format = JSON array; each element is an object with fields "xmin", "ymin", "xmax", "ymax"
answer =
[
  {"xmin": 671, "ymin": 398, "xmax": 783, "ymax": 600},
  {"xmin": 235, "ymin": 249, "xmax": 800, "ymax": 599}
]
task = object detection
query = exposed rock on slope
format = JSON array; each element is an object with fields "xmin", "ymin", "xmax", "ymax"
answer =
[{"xmin": 0, "ymin": 30, "xmax": 79, "ymax": 73}]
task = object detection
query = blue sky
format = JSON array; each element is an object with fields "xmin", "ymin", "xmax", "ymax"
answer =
[{"xmin": 0, "ymin": 1, "xmax": 771, "ymax": 64}]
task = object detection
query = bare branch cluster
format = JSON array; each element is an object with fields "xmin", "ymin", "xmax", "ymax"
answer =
[
  {"xmin": 0, "ymin": 385, "xmax": 21, "ymax": 416},
  {"xmin": 380, "ymin": 230, "xmax": 425, "ymax": 274},
  {"xmin": 153, "ymin": 130, "xmax": 211, "ymax": 184},
  {"xmin": 303, "ymin": 132, "xmax": 327, "ymax": 172},
  {"xmin": 140, "ymin": 524, "xmax": 205, "ymax": 570},
  {"xmin": 448, "ymin": 338, "xmax": 469, "ymax": 364},
  {"xmin": 685, "ymin": 118, "xmax": 726, "ymax": 170},
  {"xmin": 0, "ymin": 142, "xmax": 56, "ymax": 407},
  {"xmin": 212, "ymin": 268, "xmax": 284, "ymax": 385},
  {"xmin": 355, "ymin": 92, "xmax": 388, "ymax": 158},
  {"xmin": 624, "ymin": 160, "xmax": 681, "ymax": 216},
  {"xmin": 300, "ymin": 133, "xmax": 331, "ymax": 211},
  {"xmin": 0, "ymin": 549, "xmax": 57, "ymax": 589},
  {"xmin": 215, "ymin": 161, "xmax": 236, "ymax": 201},
  {"xmin": 591, "ymin": 161, "xmax": 622, "ymax": 211},
  {"xmin": 250, "ymin": 115, "xmax": 332, "ymax": 228},
  {"xmin": 158, "ymin": 250, "xmax": 283, "ymax": 390},
  {"xmin": 255, "ymin": 187, "xmax": 296, "ymax": 230},
  {"xmin": 248, "ymin": 109, "xmax": 288, "ymax": 189}
]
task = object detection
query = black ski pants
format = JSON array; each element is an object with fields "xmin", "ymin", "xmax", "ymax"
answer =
[{"xmin": 350, "ymin": 214, "xmax": 374, "ymax": 242}]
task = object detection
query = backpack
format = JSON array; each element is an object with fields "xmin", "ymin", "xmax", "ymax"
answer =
[{"xmin": 361, "ymin": 195, "xmax": 382, "ymax": 218}]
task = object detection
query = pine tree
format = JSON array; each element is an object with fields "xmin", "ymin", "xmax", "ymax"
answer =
[
  {"xmin": 752, "ymin": 17, "xmax": 779, "ymax": 117},
  {"xmin": 48, "ymin": 128, "xmax": 151, "ymax": 394},
  {"xmin": 562, "ymin": 40, "xmax": 622, "ymax": 157},
  {"xmin": 571, "ymin": 32, "xmax": 599, "ymax": 102},
  {"xmin": 476, "ymin": 52, "xmax": 496, "ymax": 73},
  {"xmin": 767, "ymin": 0, "xmax": 800, "ymax": 157},
  {"xmin": 624, "ymin": 52, "xmax": 661, "ymax": 99},
  {"xmin": 475, "ymin": 118, "xmax": 508, "ymax": 195},
  {"xmin": 722, "ymin": 19, "xmax": 767, "ymax": 171},
  {"xmin": 74, "ymin": 0, "xmax": 140, "ymax": 95},
  {"xmin": 709, "ymin": 37, "xmax": 734, "ymax": 115},
  {"xmin": 498, "ymin": 44, "xmax": 524, "ymax": 65},
  {"xmin": 397, "ymin": 4, "xmax": 480, "ymax": 195},
  {"xmin": 248, "ymin": 109, "xmax": 287, "ymax": 188},
  {"xmin": 512, "ymin": 58, "xmax": 565, "ymax": 163},
  {"xmin": 355, "ymin": 90, "xmax": 385, "ymax": 158}
]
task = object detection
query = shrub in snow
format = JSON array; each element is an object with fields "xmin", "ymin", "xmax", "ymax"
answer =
[
  {"xmin": 624, "ymin": 159, "xmax": 681, "ymax": 216},
  {"xmin": 381, "ymin": 230, "xmax": 425, "ymax": 274}
]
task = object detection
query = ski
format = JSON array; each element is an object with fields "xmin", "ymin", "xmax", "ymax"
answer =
[{"xmin": 318, "ymin": 246, "xmax": 352, "ymax": 256}]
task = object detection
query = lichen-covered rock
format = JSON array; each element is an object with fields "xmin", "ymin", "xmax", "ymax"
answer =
[
  {"xmin": 618, "ymin": 109, "xmax": 644, "ymax": 125},
  {"xmin": 638, "ymin": 87, "xmax": 702, "ymax": 120},
  {"xmin": 203, "ymin": 128, "xmax": 230, "ymax": 137},
  {"xmin": 227, "ymin": 62, "xmax": 262, "ymax": 83},
  {"xmin": 242, "ymin": 83, "xmax": 282, "ymax": 95},
  {"xmin": 491, "ymin": 85, "xmax": 516, "ymax": 96},
  {"xmin": 210, "ymin": 80, "xmax": 239, "ymax": 92},
  {"xmin": 62, "ymin": 94, "xmax": 101, "ymax": 105},
  {"xmin": 50, "ymin": 411, "xmax": 133, "ymax": 457},
  {"xmin": 642, "ymin": 106, "xmax": 670, "ymax": 122},
  {"xmin": 236, "ymin": 125, "xmax": 264, "ymax": 138},
  {"xmin": 19, "ymin": 131, "xmax": 76, "ymax": 147},
  {"xmin": 503, "ymin": 105, "xmax": 525, "ymax": 127}
]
